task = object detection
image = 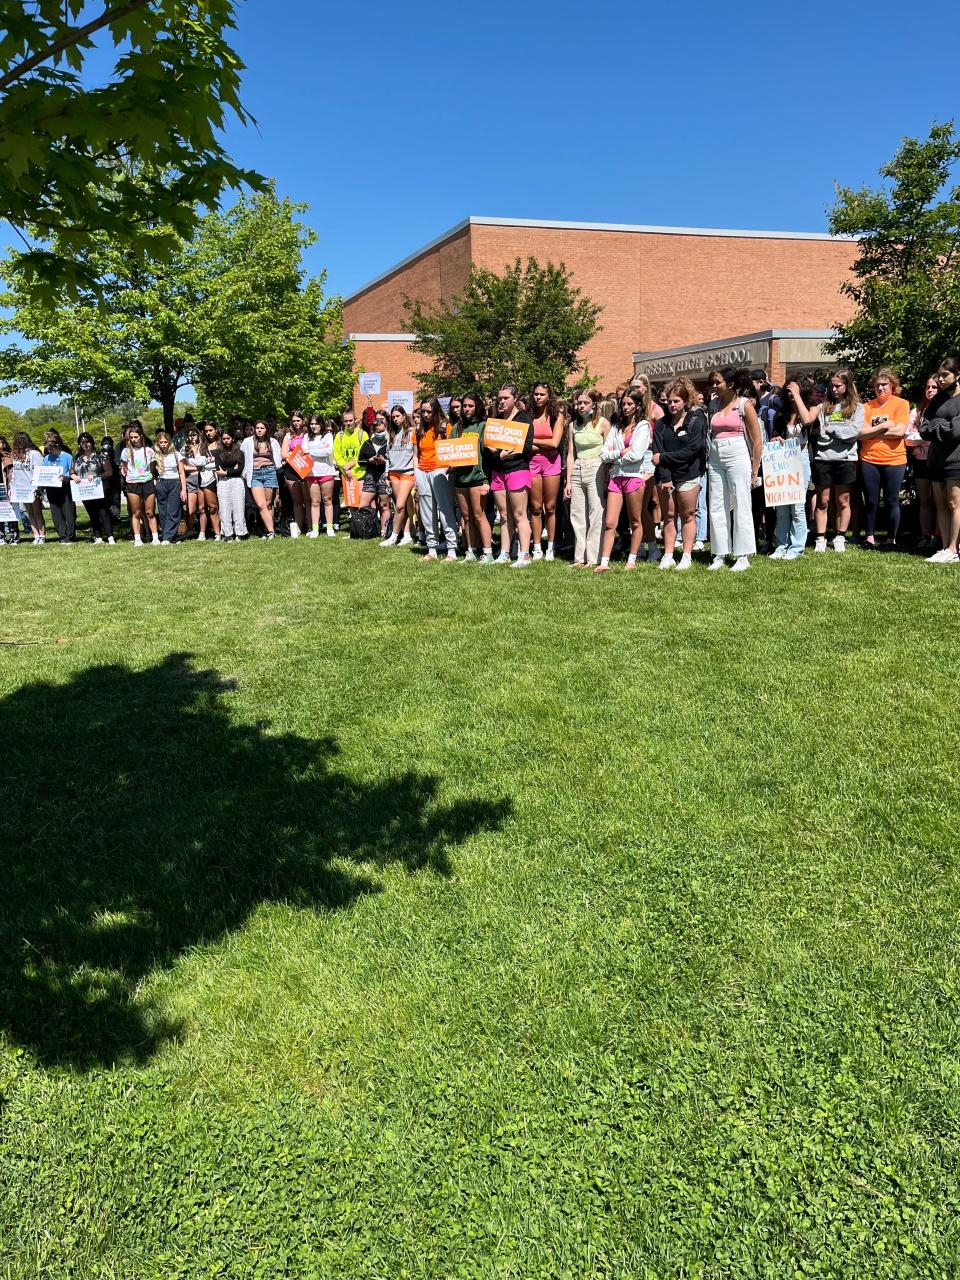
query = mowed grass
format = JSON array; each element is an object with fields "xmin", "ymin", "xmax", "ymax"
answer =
[{"xmin": 1, "ymin": 534, "xmax": 959, "ymax": 1279}]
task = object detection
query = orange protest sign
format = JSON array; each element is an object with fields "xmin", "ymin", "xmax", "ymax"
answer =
[
  {"xmin": 484, "ymin": 418, "xmax": 528, "ymax": 452},
  {"xmin": 287, "ymin": 445, "xmax": 313, "ymax": 479},
  {"xmin": 341, "ymin": 474, "xmax": 363, "ymax": 509},
  {"xmin": 435, "ymin": 435, "xmax": 479, "ymax": 467}
]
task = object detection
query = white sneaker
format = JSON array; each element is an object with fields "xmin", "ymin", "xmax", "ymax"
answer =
[
  {"xmin": 495, "ymin": 551, "xmax": 511, "ymax": 564},
  {"xmin": 462, "ymin": 550, "xmax": 477, "ymax": 562},
  {"xmin": 927, "ymin": 548, "xmax": 959, "ymax": 563},
  {"xmin": 289, "ymin": 524, "xmax": 300, "ymax": 538},
  {"xmin": 196, "ymin": 532, "xmax": 206, "ymax": 541},
  {"xmin": 659, "ymin": 555, "xmax": 676, "ymax": 571},
  {"xmin": 398, "ymin": 534, "xmax": 414, "ymax": 546},
  {"xmin": 92, "ymin": 537, "xmax": 104, "ymax": 545},
  {"xmin": 306, "ymin": 530, "xmax": 319, "ymax": 538},
  {"xmin": 544, "ymin": 548, "xmax": 555, "ymax": 561},
  {"xmin": 379, "ymin": 534, "xmax": 397, "ymax": 547},
  {"xmin": 511, "ymin": 553, "xmax": 532, "ymax": 568},
  {"xmin": 647, "ymin": 545, "xmax": 663, "ymax": 564},
  {"xmin": 161, "ymin": 539, "xmax": 172, "ymax": 545},
  {"xmin": 769, "ymin": 546, "xmax": 787, "ymax": 560},
  {"xmin": 814, "ymin": 536, "xmax": 827, "ymax": 553},
  {"xmin": 832, "ymin": 536, "xmax": 845, "ymax": 553},
  {"xmin": 423, "ymin": 550, "xmax": 438, "ymax": 561},
  {"xmin": 445, "ymin": 551, "xmax": 457, "ymax": 562},
  {"xmin": 532, "ymin": 546, "xmax": 543, "ymax": 560},
  {"xmin": 326, "ymin": 526, "xmax": 336, "ymax": 537},
  {"xmin": 106, "ymin": 537, "xmax": 116, "ymax": 545},
  {"xmin": 675, "ymin": 554, "xmax": 693, "ymax": 572},
  {"xmin": 134, "ymin": 537, "xmax": 143, "ymax": 547},
  {"xmin": 479, "ymin": 552, "xmax": 495, "ymax": 565},
  {"xmin": 708, "ymin": 555, "xmax": 725, "ymax": 571},
  {"xmin": 152, "ymin": 536, "xmax": 160, "ymax": 545},
  {"xmin": 693, "ymin": 540, "xmax": 705, "ymax": 552},
  {"xmin": 731, "ymin": 556, "xmax": 750, "ymax": 572}
]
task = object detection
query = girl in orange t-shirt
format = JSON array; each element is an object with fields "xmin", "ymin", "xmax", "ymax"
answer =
[{"xmin": 859, "ymin": 367, "xmax": 910, "ymax": 550}]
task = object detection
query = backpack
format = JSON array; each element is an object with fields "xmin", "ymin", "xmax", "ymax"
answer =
[{"xmin": 349, "ymin": 507, "xmax": 380, "ymax": 540}]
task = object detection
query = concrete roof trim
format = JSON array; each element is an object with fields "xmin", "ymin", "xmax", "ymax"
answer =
[
  {"xmin": 632, "ymin": 329, "xmax": 837, "ymax": 359},
  {"xmin": 346, "ymin": 333, "xmax": 417, "ymax": 342}
]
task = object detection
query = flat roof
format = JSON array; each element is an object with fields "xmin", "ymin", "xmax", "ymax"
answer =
[
  {"xmin": 344, "ymin": 216, "xmax": 857, "ymax": 303},
  {"xmin": 633, "ymin": 329, "xmax": 836, "ymax": 359}
]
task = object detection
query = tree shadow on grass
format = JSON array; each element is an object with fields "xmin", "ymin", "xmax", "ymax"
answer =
[{"xmin": 1, "ymin": 653, "xmax": 512, "ymax": 1070}]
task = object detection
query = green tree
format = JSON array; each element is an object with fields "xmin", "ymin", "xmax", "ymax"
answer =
[
  {"xmin": 828, "ymin": 122, "xmax": 960, "ymax": 392},
  {"xmin": 0, "ymin": 0, "xmax": 261, "ymax": 296},
  {"xmin": 403, "ymin": 258, "xmax": 602, "ymax": 400},
  {"xmin": 0, "ymin": 191, "xmax": 355, "ymax": 428}
]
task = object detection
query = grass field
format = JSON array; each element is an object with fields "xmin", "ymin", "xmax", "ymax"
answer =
[{"xmin": 1, "ymin": 534, "xmax": 959, "ymax": 1278}]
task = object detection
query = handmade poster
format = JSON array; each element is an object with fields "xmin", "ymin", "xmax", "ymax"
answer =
[
  {"xmin": 762, "ymin": 440, "xmax": 806, "ymax": 507},
  {"xmin": 70, "ymin": 478, "xmax": 104, "ymax": 503},
  {"xmin": 436, "ymin": 436, "xmax": 480, "ymax": 467},
  {"xmin": 10, "ymin": 475, "xmax": 35, "ymax": 503},
  {"xmin": 287, "ymin": 445, "xmax": 313, "ymax": 479},
  {"xmin": 341, "ymin": 474, "xmax": 362, "ymax": 509},
  {"xmin": 359, "ymin": 372, "xmax": 381, "ymax": 397},
  {"xmin": 484, "ymin": 418, "xmax": 528, "ymax": 452},
  {"xmin": 33, "ymin": 464, "xmax": 63, "ymax": 488},
  {"xmin": 438, "ymin": 396, "xmax": 451, "ymax": 415},
  {"xmin": 0, "ymin": 484, "xmax": 16, "ymax": 522},
  {"xmin": 387, "ymin": 390, "xmax": 414, "ymax": 413}
]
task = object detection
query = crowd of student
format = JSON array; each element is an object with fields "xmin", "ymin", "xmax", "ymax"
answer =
[{"xmin": 3, "ymin": 356, "xmax": 960, "ymax": 569}]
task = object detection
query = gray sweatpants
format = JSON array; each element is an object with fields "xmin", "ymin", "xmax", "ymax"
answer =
[
  {"xmin": 218, "ymin": 477, "xmax": 247, "ymax": 538},
  {"xmin": 415, "ymin": 467, "xmax": 459, "ymax": 551}
]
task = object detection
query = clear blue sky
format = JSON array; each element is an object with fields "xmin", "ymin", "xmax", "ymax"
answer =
[{"xmin": 5, "ymin": 0, "xmax": 958, "ymax": 409}]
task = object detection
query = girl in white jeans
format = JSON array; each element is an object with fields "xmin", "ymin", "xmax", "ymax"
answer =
[{"xmin": 705, "ymin": 368, "xmax": 763, "ymax": 572}]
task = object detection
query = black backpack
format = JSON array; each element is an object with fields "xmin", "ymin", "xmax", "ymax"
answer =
[{"xmin": 349, "ymin": 507, "xmax": 380, "ymax": 540}]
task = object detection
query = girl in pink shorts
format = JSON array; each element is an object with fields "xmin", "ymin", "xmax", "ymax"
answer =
[
  {"xmin": 487, "ymin": 383, "xmax": 535, "ymax": 567},
  {"xmin": 596, "ymin": 388, "xmax": 652, "ymax": 572},
  {"xmin": 529, "ymin": 383, "xmax": 565, "ymax": 560}
]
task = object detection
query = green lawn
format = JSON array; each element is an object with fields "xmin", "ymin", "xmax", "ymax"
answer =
[{"xmin": 1, "ymin": 537, "xmax": 958, "ymax": 1278}]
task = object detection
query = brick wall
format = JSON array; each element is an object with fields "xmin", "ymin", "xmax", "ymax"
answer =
[
  {"xmin": 343, "ymin": 220, "xmax": 861, "ymax": 398},
  {"xmin": 349, "ymin": 340, "xmax": 433, "ymax": 415}
]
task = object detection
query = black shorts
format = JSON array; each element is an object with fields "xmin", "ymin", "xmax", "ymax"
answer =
[
  {"xmin": 362, "ymin": 473, "xmax": 389, "ymax": 497},
  {"xmin": 125, "ymin": 480, "xmax": 156, "ymax": 499},
  {"xmin": 811, "ymin": 458, "xmax": 856, "ymax": 489},
  {"xmin": 911, "ymin": 457, "xmax": 930, "ymax": 481}
]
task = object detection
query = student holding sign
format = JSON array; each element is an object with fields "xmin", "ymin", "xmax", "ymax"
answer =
[
  {"xmin": 280, "ymin": 411, "xmax": 309, "ymax": 538},
  {"xmin": 765, "ymin": 380, "xmax": 812, "ymax": 560},
  {"xmin": 448, "ymin": 391, "xmax": 492, "ymax": 563},
  {"xmin": 414, "ymin": 397, "xmax": 458, "ymax": 561},
  {"xmin": 71, "ymin": 431, "xmax": 116, "ymax": 544},
  {"xmin": 9, "ymin": 431, "xmax": 45, "ymax": 543},
  {"xmin": 333, "ymin": 409, "xmax": 369, "ymax": 511},
  {"xmin": 487, "ymin": 384, "xmax": 534, "ymax": 568},
  {"xmin": 40, "ymin": 429, "xmax": 77, "ymax": 544},
  {"xmin": 121, "ymin": 423, "xmax": 160, "ymax": 545}
]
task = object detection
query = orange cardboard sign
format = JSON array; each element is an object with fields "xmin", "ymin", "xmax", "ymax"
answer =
[
  {"xmin": 436, "ymin": 435, "xmax": 480, "ymax": 467},
  {"xmin": 484, "ymin": 418, "xmax": 528, "ymax": 452},
  {"xmin": 341, "ymin": 474, "xmax": 363, "ymax": 509},
  {"xmin": 287, "ymin": 445, "xmax": 313, "ymax": 479}
]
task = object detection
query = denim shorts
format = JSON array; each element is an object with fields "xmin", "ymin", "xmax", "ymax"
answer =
[{"xmin": 251, "ymin": 465, "xmax": 278, "ymax": 489}]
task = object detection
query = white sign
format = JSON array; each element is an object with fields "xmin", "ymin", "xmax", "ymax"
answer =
[
  {"xmin": 0, "ymin": 484, "xmax": 16, "ymax": 522},
  {"xmin": 33, "ymin": 464, "xmax": 64, "ymax": 488},
  {"xmin": 10, "ymin": 476, "xmax": 35, "ymax": 503},
  {"xmin": 71, "ymin": 478, "xmax": 105, "ymax": 503},
  {"xmin": 359, "ymin": 372, "xmax": 381, "ymax": 397},
  {"xmin": 438, "ymin": 396, "xmax": 452, "ymax": 415},
  {"xmin": 387, "ymin": 390, "xmax": 414, "ymax": 414},
  {"xmin": 762, "ymin": 439, "xmax": 806, "ymax": 507}
]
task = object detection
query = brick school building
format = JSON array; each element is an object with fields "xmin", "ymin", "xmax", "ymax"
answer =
[{"xmin": 342, "ymin": 216, "xmax": 859, "ymax": 410}]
